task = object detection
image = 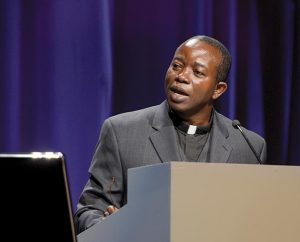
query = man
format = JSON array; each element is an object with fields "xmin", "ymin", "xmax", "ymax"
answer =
[{"xmin": 74, "ymin": 35, "xmax": 267, "ymax": 233}]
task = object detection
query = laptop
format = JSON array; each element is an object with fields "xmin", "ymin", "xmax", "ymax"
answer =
[{"xmin": 0, "ymin": 152, "xmax": 77, "ymax": 242}]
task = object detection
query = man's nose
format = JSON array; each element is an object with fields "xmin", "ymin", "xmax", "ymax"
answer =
[{"xmin": 175, "ymin": 69, "xmax": 190, "ymax": 84}]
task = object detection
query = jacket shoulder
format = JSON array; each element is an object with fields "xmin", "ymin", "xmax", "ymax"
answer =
[
  {"xmin": 215, "ymin": 111, "xmax": 265, "ymax": 142},
  {"xmin": 104, "ymin": 102, "xmax": 165, "ymax": 129}
]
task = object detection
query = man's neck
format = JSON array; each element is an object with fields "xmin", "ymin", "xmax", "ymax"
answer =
[{"xmin": 175, "ymin": 107, "xmax": 213, "ymax": 126}]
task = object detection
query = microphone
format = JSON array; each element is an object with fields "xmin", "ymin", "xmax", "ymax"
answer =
[{"xmin": 232, "ymin": 120, "xmax": 262, "ymax": 164}]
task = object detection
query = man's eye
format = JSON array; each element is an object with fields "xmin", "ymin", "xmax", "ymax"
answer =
[
  {"xmin": 194, "ymin": 70, "xmax": 204, "ymax": 77},
  {"xmin": 172, "ymin": 63, "xmax": 181, "ymax": 70}
]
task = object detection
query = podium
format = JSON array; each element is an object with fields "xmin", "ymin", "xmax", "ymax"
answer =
[{"xmin": 77, "ymin": 162, "xmax": 300, "ymax": 242}]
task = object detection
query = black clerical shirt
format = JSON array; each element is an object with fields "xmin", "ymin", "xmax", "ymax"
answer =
[{"xmin": 169, "ymin": 111, "xmax": 212, "ymax": 162}]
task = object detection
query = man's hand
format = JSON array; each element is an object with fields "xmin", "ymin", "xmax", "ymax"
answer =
[{"xmin": 103, "ymin": 205, "xmax": 119, "ymax": 217}]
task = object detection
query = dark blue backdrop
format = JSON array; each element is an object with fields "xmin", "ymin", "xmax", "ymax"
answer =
[{"xmin": 1, "ymin": 0, "xmax": 299, "ymax": 209}]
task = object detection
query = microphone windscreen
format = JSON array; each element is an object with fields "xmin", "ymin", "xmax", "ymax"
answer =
[{"xmin": 232, "ymin": 120, "xmax": 241, "ymax": 129}]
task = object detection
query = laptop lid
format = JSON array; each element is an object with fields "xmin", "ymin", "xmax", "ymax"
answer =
[{"xmin": 0, "ymin": 152, "xmax": 77, "ymax": 242}]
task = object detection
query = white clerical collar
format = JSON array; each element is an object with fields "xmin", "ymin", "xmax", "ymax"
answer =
[{"xmin": 187, "ymin": 125, "xmax": 197, "ymax": 135}]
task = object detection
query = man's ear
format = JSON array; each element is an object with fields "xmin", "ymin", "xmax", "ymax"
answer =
[{"xmin": 212, "ymin": 81, "xmax": 227, "ymax": 100}]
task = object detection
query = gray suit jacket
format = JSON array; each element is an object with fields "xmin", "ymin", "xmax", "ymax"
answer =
[{"xmin": 74, "ymin": 100, "xmax": 266, "ymax": 233}]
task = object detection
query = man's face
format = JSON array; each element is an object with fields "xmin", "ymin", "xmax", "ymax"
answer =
[{"xmin": 165, "ymin": 41, "xmax": 225, "ymax": 119}]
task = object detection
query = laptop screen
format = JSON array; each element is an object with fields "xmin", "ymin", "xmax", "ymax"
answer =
[{"xmin": 0, "ymin": 152, "xmax": 77, "ymax": 242}]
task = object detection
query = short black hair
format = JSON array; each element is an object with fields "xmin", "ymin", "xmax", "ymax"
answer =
[{"xmin": 196, "ymin": 35, "xmax": 232, "ymax": 82}]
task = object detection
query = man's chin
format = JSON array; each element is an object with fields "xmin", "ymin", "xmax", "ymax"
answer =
[{"xmin": 168, "ymin": 100, "xmax": 189, "ymax": 114}]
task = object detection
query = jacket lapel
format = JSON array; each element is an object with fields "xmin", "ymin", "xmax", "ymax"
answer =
[
  {"xmin": 149, "ymin": 101, "xmax": 182, "ymax": 163},
  {"xmin": 207, "ymin": 111, "xmax": 232, "ymax": 163}
]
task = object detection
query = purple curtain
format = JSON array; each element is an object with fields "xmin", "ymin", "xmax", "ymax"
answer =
[
  {"xmin": 1, "ymin": 0, "xmax": 299, "ymax": 209},
  {"xmin": 0, "ymin": 0, "xmax": 113, "ymax": 208}
]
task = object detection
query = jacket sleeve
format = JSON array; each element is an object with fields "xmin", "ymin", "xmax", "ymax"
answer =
[{"xmin": 74, "ymin": 119, "xmax": 124, "ymax": 234}]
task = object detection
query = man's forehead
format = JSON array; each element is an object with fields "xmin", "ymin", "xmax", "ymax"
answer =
[
  {"xmin": 173, "ymin": 42, "xmax": 221, "ymax": 69},
  {"xmin": 176, "ymin": 40, "xmax": 221, "ymax": 60},
  {"xmin": 175, "ymin": 43, "xmax": 217, "ymax": 58},
  {"xmin": 184, "ymin": 38, "xmax": 200, "ymax": 47}
]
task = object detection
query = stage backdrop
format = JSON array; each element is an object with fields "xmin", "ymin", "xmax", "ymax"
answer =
[{"xmin": 1, "ymin": 0, "xmax": 299, "ymax": 209}]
